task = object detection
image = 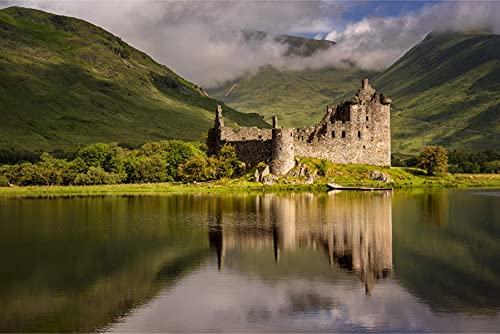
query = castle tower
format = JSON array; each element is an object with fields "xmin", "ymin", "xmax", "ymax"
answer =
[
  {"xmin": 215, "ymin": 104, "xmax": 224, "ymax": 128},
  {"xmin": 207, "ymin": 105, "xmax": 225, "ymax": 155},
  {"xmin": 270, "ymin": 116, "xmax": 295, "ymax": 175}
]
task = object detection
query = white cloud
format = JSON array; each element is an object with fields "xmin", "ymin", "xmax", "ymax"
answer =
[
  {"xmin": 1, "ymin": 1, "xmax": 499, "ymax": 87},
  {"xmin": 0, "ymin": 1, "xmax": 345, "ymax": 87},
  {"xmin": 319, "ymin": 1, "xmax": 500, "ymax": 71}
]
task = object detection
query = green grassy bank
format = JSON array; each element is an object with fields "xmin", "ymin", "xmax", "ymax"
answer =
[{"xmin": 1, "ymin": 165, "xmax": 499, "ymax": 198}]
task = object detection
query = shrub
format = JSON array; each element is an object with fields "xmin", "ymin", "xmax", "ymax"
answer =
[
  {"xmin": 418, "ymin": 145, "xmax": 448, "ymax": 176},
  {"xmin": 139, "ymin": 140, "xmax": 204, "ymax": 180},
  {"xmin": 462, "ymin": 161, "xmax": 481, "ymax": 174},
  {"xmin": 35, "ymin": 153, "xmax": 77, "ymax": 185},
  {"xmin": 0, "ymin": 174, "xmax": 9, "ymax": 187},
  {"xmin": 163, "ymin": 141, "xmax": 205, "ymax": 180},
  {"xmin": 314, "ymin": 159, "xmax": 331, "ymax": 177},
  {"xmin": 14, "ymin": 163, "xmax": 45, "ymax": 186},
  {"xmin": 177, "ymin": 155, "xmax": 215, "ymax": 182},
  {"xmin": 124, "ymin": 154, "xmax": 169, "ymax": 183},
  {"xmin": 74, "ymin": 167, "xmax": 125, "ymax": 185},
  {"xmin": 483, "ymin": 160, "xmax": 500, "ymax": 174}
]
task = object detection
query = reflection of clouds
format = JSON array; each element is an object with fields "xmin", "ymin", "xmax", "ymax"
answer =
[
  {"xmin": 109, "ymin": 267, "xmax": 500, "ymax": 333},
  {"xmin": 278, "ymin": 289, "xmax": 337, "ymax": 316},
  {"xmin": 107, "ymin": 192, "xmax": 500, "ymax": 332}
]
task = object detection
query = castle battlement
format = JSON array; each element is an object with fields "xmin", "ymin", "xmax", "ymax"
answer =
[{"xmin": 207, "ymin": 79, "xmax": 391, "ymax": 175}]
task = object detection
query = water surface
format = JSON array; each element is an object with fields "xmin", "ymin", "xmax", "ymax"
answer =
[{"xmin": 0, "ymin": 189, "xmax": 499, "ymax": 332}]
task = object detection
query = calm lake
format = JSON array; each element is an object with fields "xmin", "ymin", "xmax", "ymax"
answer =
[{"xmin": 0, "ymin": 189, "xmax": 499, "ymax": 332}]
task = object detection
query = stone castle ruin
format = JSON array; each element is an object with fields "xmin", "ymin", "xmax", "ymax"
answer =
[{"xmin": 207, "ymin": 79, "xmax": 391, "ymax": 176}]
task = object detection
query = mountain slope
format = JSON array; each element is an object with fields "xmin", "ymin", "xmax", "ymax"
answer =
[
  {"xmin": 0, "ymin": 7, "xmax": 268, "ymax": 151},
  {"xmin": 242, "ymin": 30, "xmax": 336, "ymax": 57},
  {"xmin": 211, "ymin": 31, "xmax": 500, "ymax": 155},
  {"xmin": 373, "ymin": 31, "xmax": 500, "ymax": 155},
  {"xmin": 208, "ymin": 66, "xmax": 376, "ymax": 127}
]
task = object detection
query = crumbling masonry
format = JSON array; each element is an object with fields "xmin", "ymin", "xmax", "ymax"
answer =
[{"xmin": 207, "ymin": 79, "xmax": 391, "ymax": 175}]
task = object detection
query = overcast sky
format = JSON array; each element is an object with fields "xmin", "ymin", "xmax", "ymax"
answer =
[{"xmin": 2, "ymin": 1, "xmax": 500, "ymax": 88}]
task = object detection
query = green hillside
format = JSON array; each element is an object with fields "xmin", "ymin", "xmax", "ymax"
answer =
[
  {"xmin": 207, "ymin": 66, "xmax": 376, "ymax": 127},
  {"xmin": 373, "ymin": 31, "xmax": 500, "ymax": 155},
  {"xmin": 0, "ymin": 7, "xmax": 268, "ymax": 151}
]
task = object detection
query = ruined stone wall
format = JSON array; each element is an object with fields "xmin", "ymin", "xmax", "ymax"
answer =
[{"xmin": 218, "ymin": 127, "xmax": 273, "ymax": 167}]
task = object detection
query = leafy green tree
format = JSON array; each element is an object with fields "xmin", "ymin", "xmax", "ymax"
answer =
[
  {"xmin": 163, "ymin": 141, "xmax": 205, "ymax": 180},
  {"xmin": 124, "ymin": 154, "xmax": 169, "ymax": 183},
  {"xmin": 15, "ymin": 162, "xmax": 45, "ymax": 186},
  {"xmin": 484, "ymin": 160, "xmax": 500, "ymax": 174},
  {"xmin": 138, "ymin": 140, "xmax": 204, "ymax": 180},
  {"xmin": 75, "ymin": 143, "xmax": 125, "ymax": 174},
  {"xmin": 0, "ymin": 165, "xmax": 15, "ymax": 185},
  {"xmin": 214, "ymin": 144, "xmax": 241, "ymax": 178},
  {"xmin": 418, "ymin": 145, "xmax": 448, "ymax": 176},
  {"xmin": 35, "ymin": 153, "xmax": 77, "ymax": 185},
  {"xmin": 76, "ymin": 143, "xmax": 112, "ymax": 169},
  {"xmin": 177, "ymin": 155, "xmax": 216, "ymax": 182},
  {"xmin": 462, "ymin": 161, "xmax": 481, "ymax": 174}
]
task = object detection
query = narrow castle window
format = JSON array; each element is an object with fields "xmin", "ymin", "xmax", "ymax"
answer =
[
  {"xmin": 341, "ymin": 131, "xmax": 346, "ymax": 138},
  {"xmin": 358, "ymin": 131, "xmax": 361, "ymax": 138},
  {"xmin": 331, "ymin": 131, "xmax": 335, "ymax": 138},
  {"xmin": 366, "ymin": 116, "xmax": 369, "ymax": 121}
]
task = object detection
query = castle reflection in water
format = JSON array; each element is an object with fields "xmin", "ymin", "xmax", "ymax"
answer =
[{"xmin": 208, "ymin": 192, "xmax": 392, "ymax": 295}]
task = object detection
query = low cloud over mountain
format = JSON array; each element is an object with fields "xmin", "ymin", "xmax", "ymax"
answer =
[{"xmin": 2, "ymin": 1, "xmax": 499, "ymax": 87}]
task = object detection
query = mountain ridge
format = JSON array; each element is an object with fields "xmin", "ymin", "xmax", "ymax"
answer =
[
  {"xmin": 373, "ymin": 31, "xmax": 500, "ymax": 154},
  {"xmin": 0, "ymin": 6, "xmax": 269, "ymax": 151}
]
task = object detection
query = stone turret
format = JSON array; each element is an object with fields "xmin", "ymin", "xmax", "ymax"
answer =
[
  {"xmin": 270, "ymin": 119, "xmax": 295, "ymax": 175},
  {"xmin": 357, "ymin": 78, "xmax": 376, "ymax": 102}
]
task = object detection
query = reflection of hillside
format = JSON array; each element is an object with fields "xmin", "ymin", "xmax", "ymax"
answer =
[
  {"xmin": 0, "ymin": 197, "xmax": 210, "ymax": 332},
  {"xmin": 208, "ymin": 192, "xmax": 393, "ymax": 294},
  {"xmin": 393, "ymin": 190, "xmax": 500, "ymax": 314}
]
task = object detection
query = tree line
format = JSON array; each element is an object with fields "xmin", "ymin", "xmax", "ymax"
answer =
[
  {"xmin": 0, "ymin": 141, "xmax": 242, "ymax": 187},
  {"xmin": 393, "ymin": 149, "xmax": 499, "ymax": 174}
]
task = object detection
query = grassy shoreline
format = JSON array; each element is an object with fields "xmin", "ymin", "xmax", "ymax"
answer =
[
  {"xmin": 1, "ymin": 168, "xmax": 499, "ymax": 198},
  {"xmin": 0, "ymin": 180, "xmax": 322, "ymax": 198}
]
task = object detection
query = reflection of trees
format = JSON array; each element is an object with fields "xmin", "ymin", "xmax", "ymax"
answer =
[
  {"xmin": 420, "ymin": 191, "xmax": 449, "ymax": 226},
  {"xmin": 207, "ymin": 192, "xmax": 393, "ymax": 295}
]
